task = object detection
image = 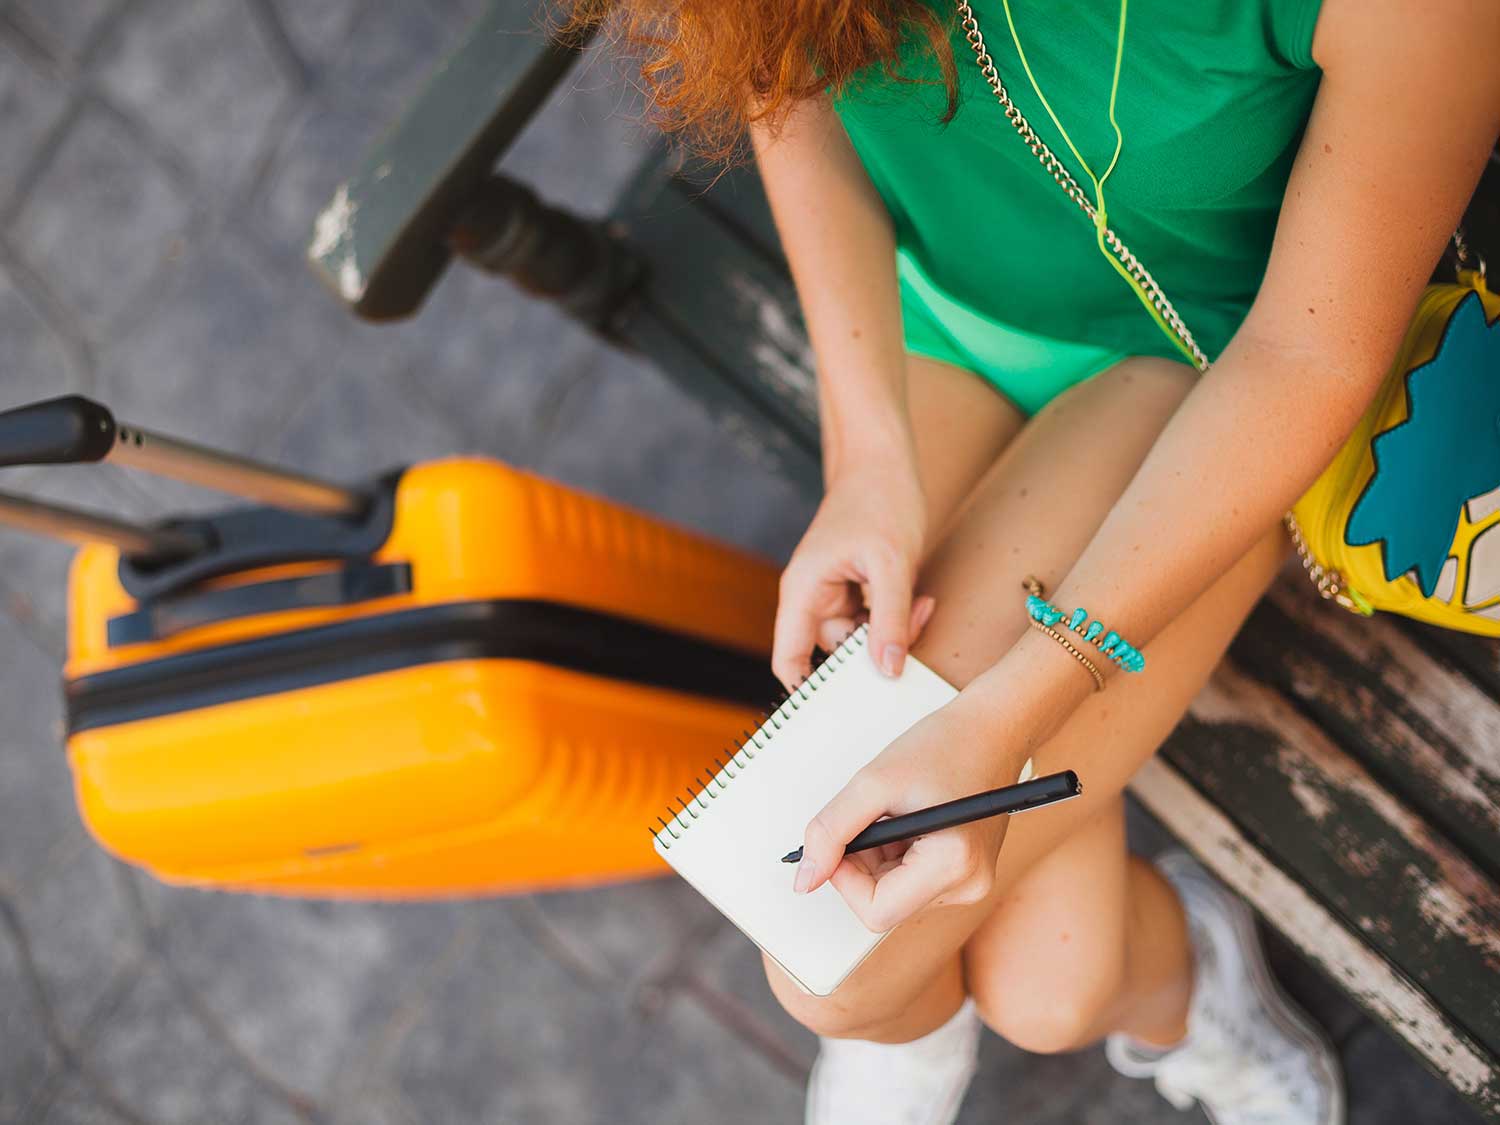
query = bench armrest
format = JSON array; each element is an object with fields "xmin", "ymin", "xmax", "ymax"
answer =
[{"xmin": 306, "ymin": 0, "xmax": 591, "ymax": 321}]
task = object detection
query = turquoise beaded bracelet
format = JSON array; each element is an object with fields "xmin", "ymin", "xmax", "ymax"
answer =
[{"xmin": 1023, "ymin": 577, "xmax": 1145, "ymax": 674}]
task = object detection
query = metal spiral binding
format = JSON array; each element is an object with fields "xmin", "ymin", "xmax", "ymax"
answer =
[{"xmin": 651, "ymin": 625, "xmax": 870, "ymax": 850}]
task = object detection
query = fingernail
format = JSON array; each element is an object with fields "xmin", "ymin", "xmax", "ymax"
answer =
[
  {"xmin": 881, "ymin": 644, "xmax": 904, "ymax": 678},
  {"xmin": 915, "ymin": 597, "xmax": 936, "ymax": 632},
  {"xmin": 793, "ymin": 860, "xmax": 813, "ymax": 894}
]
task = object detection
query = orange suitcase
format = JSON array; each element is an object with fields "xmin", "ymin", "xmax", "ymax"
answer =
[{"xmin": 0, "ymin": 396, "xmax": 781, "ymax": 897}]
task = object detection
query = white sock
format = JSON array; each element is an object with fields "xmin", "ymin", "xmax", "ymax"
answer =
[{"xmin": 824, "ymin": 997, "xmax": 978, "ymax": 1058}]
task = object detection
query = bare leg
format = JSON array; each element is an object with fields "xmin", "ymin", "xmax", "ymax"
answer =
[
  {"xmin": 903, "ymin": 351, "xmax": 1026, "ymax": 542},
  {"xmin": 766, "ymin": 355, "xmax": 1288, "ymax": 1050}
]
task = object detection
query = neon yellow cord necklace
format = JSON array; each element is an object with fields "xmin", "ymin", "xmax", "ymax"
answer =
[{"xmin": 996, "ymin": 0, "xmax": 1192, "ymax": 362}]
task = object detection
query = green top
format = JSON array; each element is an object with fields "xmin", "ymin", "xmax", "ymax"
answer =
[{"xmin": 832, "ymin": 0, "xmax": 1324, "ymax": 361}]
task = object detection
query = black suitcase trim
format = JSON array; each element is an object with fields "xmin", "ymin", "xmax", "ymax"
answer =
[{"xmin": 65, "ymin": 599, "xmax": 781, "ymax": 734}]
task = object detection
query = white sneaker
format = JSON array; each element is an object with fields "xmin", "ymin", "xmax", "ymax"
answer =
[
  {"xmin": 1105, "ymin": 850, "xmax": 1345, "ymax": 1125},
  {"xmin": 805, "ymin": 997, "xmax": 981, "ymax": 1125}
]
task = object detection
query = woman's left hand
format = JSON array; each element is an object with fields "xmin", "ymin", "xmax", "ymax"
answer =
[{"xmin": 792, "ymin": 684, "xmax": 1032, "ymax": 933}]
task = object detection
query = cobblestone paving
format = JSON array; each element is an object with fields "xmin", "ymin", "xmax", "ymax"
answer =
[{"xmin": 0, "ymin": 2, "xmax": 1485, "ymax": 1123}]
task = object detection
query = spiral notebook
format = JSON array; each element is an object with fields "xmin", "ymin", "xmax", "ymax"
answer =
[{"xmin": 652, "ymin": 625, "xmax": 957, "ymax": 996}]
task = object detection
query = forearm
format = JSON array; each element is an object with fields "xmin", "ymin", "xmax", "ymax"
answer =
[
  {"xmin": 953, "ymin": 0, "xmax": 1500, "ymax": 750},
  {"xmin": 966, "ymin": 337, "xmax": 1385, "ymax": 739},
  {"xmin": 1055, "ymin": 337, "xmax": 1376, "ymax": 646},
  {"xmin": 749, "ymin": 95, "xmax": 915, "ymax": 486}
]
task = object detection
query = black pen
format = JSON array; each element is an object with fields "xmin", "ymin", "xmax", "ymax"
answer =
[{"xmin": 780, "ymin": 770, "xmax": 1083, "ymax": 864}]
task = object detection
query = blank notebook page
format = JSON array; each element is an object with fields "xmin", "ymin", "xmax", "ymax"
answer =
[{"xmin": 653, "ymin": 626, "xmax": 957, "ymax": 996}]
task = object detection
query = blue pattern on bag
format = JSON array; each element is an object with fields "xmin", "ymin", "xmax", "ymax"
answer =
[{"xmin": 1346, "ymin": 292, "xmax": 1500, "ymax": 597}]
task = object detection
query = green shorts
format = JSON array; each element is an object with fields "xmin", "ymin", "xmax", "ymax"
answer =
[{"xmin": 897, "ymin": 248, "xmax": 1125, "ymax": 417}]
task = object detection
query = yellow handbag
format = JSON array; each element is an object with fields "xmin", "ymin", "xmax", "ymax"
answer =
[
  {"xmin": 954, "ymin": 0, "xmax": 1500, "ymax": 635},
  {"xmin": 1285, "ymin": 262, "xmax": 1500, "ymax": 633}
]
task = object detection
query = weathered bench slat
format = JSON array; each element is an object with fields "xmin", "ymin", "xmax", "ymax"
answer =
[
  {"xmin": 677, "ymin": 155, "xmax": 789, "ymax": 272},
  {"xmin": 1155, "ymin": 658, "xmax": 1500, "ymax": 1119},
  {"xmin": 611, "ymin": 152, "xmax": 820, "ymax": 477},
  {"xmin": 309, "ymin": 0, "xmax": 588, "ymax": 320},
  {"xmin": 1264, "ymin": 580, "xmax": 1500, "ymax": 786},
  {"xmin": 1131, "ymin": 753, "xmax": 1500, "ymax": 1120},
  {"xmin": 1228, "ymin": 576, "xmax": 1500, "ymax": 878},
  {"xmin": 1409, "ymin": 623, "xmax": 1500, "ymax": 708},
  {"xmin": 614, "ymin": 298, "xmax": 819, "ymax": 486}
]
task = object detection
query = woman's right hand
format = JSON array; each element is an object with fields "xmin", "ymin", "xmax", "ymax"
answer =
[{"xmin": 772, "ymin": 453, "xmax": 934, "ymax": 690}]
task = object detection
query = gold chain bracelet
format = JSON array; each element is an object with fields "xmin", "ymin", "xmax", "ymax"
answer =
[{"xmin": 1027, "ymin": 618, "xmax": 1106, "ymax": 692}]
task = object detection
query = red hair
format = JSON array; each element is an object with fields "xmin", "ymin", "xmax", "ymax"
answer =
[{"xmin": 555, "ymin": 1, "xmax": 959, "ymax": 164}]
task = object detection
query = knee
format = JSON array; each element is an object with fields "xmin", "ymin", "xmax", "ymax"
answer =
[
  {"xmin": 763, "ymin": 956, "xmax": 905, "ymax": 1040},
  {"xmin": 778, "ymin": 992, "xmax": 882, "ymax": 1040},
  {"xmin": 970, "ymin": 948, "xmax": 1125, "ymax": 1055}
]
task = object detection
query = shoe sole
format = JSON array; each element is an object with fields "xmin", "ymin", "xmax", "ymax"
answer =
[{"xmin": 1159, "ymin": 851, "xmax": 1347, "ymax": 1125}]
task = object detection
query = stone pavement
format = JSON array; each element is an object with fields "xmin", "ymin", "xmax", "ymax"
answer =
[{"xmin": 0, "ymin": 2, "xmax": 1485, "ymax": 1123}]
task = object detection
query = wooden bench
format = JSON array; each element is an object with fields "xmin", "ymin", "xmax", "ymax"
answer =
[{"xmin": 308, "ymin": 3, "xmax": 1500, "ymax": 1117}]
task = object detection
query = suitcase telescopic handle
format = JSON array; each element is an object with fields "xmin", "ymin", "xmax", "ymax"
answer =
[
  {"xmin": 0, "ymin": 488, "xmax": 209, "ymax": 560},
  {"xmin": 0, "ymin": 396, "xmax": 206, "ymax": 559},
  {"xmin": 0, "ymin": 396, "xmax": 369, "ymax": 518}
]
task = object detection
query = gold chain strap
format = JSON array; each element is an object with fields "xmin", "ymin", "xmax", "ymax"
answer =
[
  {"xmin": 954, "ymin": 0, "xmax": 1376, "ymax": 612},
  {"xmin": 1284, "ymin": 510, "xmax": 1363, "ymax": 612}
]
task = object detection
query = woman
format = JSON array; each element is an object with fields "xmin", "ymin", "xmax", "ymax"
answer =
[{"xmin": 568, "ymin": 1, "xmax": 1499, "ymax": 1121}]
